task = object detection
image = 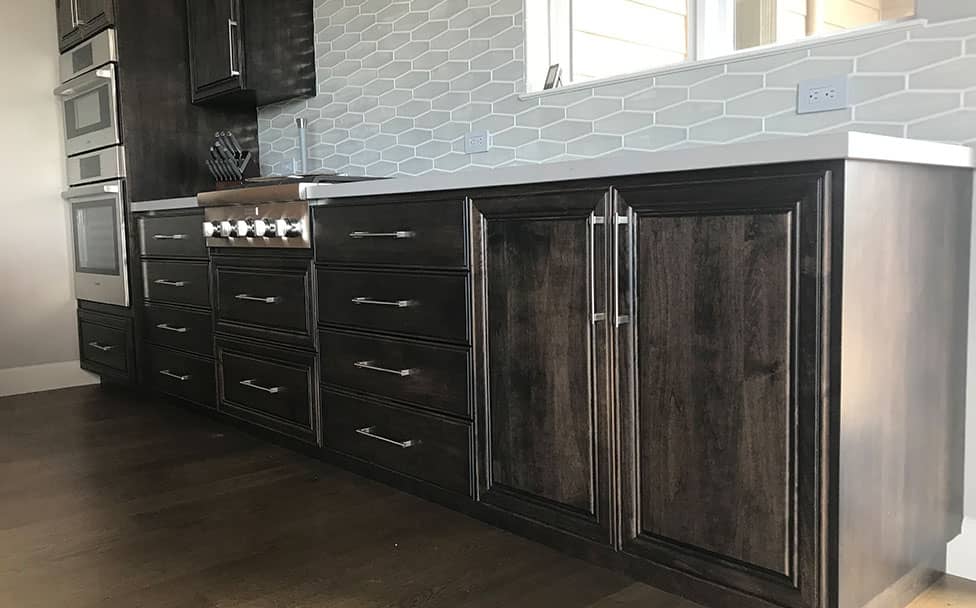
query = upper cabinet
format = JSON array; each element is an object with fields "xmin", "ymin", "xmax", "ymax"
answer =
[
  {"xmin": 56, "ymin": 0, "xmax": 115, "ymax": 52},
  {"xmin": 186, "ymin": 0, "xmax": 315, "ymax": 106}
]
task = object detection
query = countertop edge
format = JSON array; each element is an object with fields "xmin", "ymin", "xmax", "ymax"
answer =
[{"xmin": 130, "ymin": 196, "xmax": 199, "ymax": 213}]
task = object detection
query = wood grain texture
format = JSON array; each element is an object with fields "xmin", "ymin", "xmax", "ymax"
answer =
[{"xmin": 836, "ymin": 161, "xmax": 973, "ymax": 608}]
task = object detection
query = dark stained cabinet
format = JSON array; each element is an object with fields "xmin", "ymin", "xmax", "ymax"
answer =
[
  {"xmin": 615, "ymin": 175, "xmax": 829, "ymax": 608},
  {"xmin": 56, "ymin": 0, "xmax": 114, "ymax": 51},
  {"xmin": 470, "ymin": 188, "xmax": 614, "ymax": 544},
  {"xmin": 186, "ymin": 0, "xmax": 315, "ymax": 105}
]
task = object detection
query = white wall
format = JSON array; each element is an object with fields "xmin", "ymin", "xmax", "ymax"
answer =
[{"xmin": 0, "ymin": 1, "xmax": 96, "ymax": 395}]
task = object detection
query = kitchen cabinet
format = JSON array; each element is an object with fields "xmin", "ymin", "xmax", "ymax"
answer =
[
  {"xmin": 56, "ymin": 0, "xmax": 114, "ymax": 52},
  {"xmin": 615, "ymin": 174, "xmax": 827, "ymax": 608},
  {"xmin": 469, "ymin": 188, "xmax": 614, "ymax": 545},
  {"xmin": 186, "ymin": 0, "xmax": 315, "ymax": 105}
]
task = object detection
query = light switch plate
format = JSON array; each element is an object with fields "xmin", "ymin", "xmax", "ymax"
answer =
[
  {"xmin": 797, "ymin": 76, "xmax": 849, "ymax": 114},
  {"xmin": 465, "ymin": 130, "xmax": 490, "ymax": 154}
]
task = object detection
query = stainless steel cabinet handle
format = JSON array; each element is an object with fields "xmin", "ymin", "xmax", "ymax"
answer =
[
  {"xmin": 614, "ymin": 213, "xmax": 631, "ymax": 326},
  {"xmin": 351, "ymin": 297, "xmax": 413, "ymax": 308},
  {"xmin": 355, "ymin": 426, "xmax": 420, "ymax": 449},
  {"xmin": 159, "ymin": 370, "xmax": 191, "ymax": 382},
  {"xmin": 155, "ymin": 323, "xmax": 188, "ymax": 334},
  {"xmin": 87, "ymin": 342, "xmax": 115, "ymax": 352},
  {"xmin": 354, "ymin": 360, "xmax": 413, "ymax": 377},
  {"xmin": 152, "ymin": 234, "xmax": 187, "ymax": 240},
  {"xmin": 239, "ymin": 379, "xmax": 282, "ymax": 394},
  {"xmin": 71, "ymin": 0, "xmax": 86, "ymax": 27},
  {"xmin": 235, "ymin": 294, "xmax": 279, "ymax": 304},
  {"xmin": 154, "ymin": 279, "xmax": 186, "ymax": 287},
  {"xmin": 590, "ymin": 213, "xmax": 606, "ymax": 324},
  {"xmin": 228, "ymin": 18, "xmax": 241, "ymax": 77},
  {"xmin": 348, "ymin": 231, "xmax": 415, "ymax": 239}
]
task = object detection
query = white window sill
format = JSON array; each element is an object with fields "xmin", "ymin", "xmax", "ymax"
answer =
[{"xmin": 520, "ymin": 18, "xmax": 927, "ymax": 101}]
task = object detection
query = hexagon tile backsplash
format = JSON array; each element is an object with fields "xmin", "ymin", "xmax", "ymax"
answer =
[{"xmin": 257, "ymin": 1, "xmax": 976, "ymax": 178}]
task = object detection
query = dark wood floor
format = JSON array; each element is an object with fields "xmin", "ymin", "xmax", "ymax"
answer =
[{"xmin": 1, "ymin": 385, "xmax": 974, "ymax": 608}]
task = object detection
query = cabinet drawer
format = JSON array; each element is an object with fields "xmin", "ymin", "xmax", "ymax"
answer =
[
  {"xmin": 321, "ymin": 330, "xmax": 471, "ymax": 419},
  {"xmin": 217, "ymin": 339, "xmax": 317, "ymax": 443},
  {"xmin": 144, "ymin": 304, "xmax": 213, "ymax": 357},
  {"xmin": 323, "ymin": 389, "xmax": 472, "ymax": 495},
  {"xmin": 143, "ymin": 261, "xmax": 210, "ymax": 308},
  {"xmin": 138, "ymin": 213, "xmax": 206, "ymax": 258},
  {"xmin": 79, "ymin": 317, "xmax": 130, "ymax": 375},
  {"xmin": 314, "ymin": 200, "xmax": 466, "ymax": 268},
  {"xmin": 214, "ymin": 263, "xmax": 312, "ymax": 339},
  {"xmin": 147, "ymin": 347, "xmax": 216, "ymax": 408},
  {"xmin": 318, "ymin": 270, "xmax": 469, "ymax": 343}
]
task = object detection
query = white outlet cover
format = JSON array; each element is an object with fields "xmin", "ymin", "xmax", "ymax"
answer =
[
  {"xmin": 797, "ymin": 75, "xmax": 849, "ymax": 115},
  {"xmin": 465, "ymin": 130, "xmax": 490, "ymax": 154}
]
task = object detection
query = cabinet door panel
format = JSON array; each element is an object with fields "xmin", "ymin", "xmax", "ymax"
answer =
[
  {"xmin": 472, "ymin": 188, "xmax": 612, "ymax": 543},
  {"xmin": 75, "ymin": 0, "xmax": 113, "ymax": 32},
  {"xmin": 187, "ymin": 0, "xmax": 241, "ymax": 100},
  {"xmin": 56, "ymin": 0, "xmax": 79, "ymax": 49},
  {"xmin": 618, "ymin": 173, "xmax": 828, "ymax": 608}
]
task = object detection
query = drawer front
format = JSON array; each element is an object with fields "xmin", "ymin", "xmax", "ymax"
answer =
[
  {"xmin": 144, "ymin": 305, "xmax": 213, "ymax": 356},
  {"xmin": 217, "ymin": 341, "xmax": 317, "ymax": 442},
  {"xmin": 79, "ymin": 319, "xmax": 129, "ymax": 373},
  {"xmin": 143, "ymin": 261, "xmax": 210, "ymax": 308},
  {"xmin": 324, "ymin": 389, "xmax": 472, "ymax": 495},
  {"xmin": 215, "ymin": 265, "xmax": 311, "ymax": 337},
  {"xmin": 138, "ymin": 213, "xmax": 206, "ymax": 258},
  {"xmin": 314, "ymin": 200, "xmax": 466, "ymax": 268},
  {"xmin": 147, "ymin": 347, "xmax": 216, "ymax": 408},
  {"xmin": 318, "ymin": 270, "xmax": 469, "ymax": 343},
  {"xmin": 321, "ymin": 330, "xmax": 470, "ymax": 418}
]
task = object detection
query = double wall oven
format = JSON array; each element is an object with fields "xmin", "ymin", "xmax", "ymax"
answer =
[{"xmin": 56, "ymin": 29, "xmax": 129, "ymax": 306}]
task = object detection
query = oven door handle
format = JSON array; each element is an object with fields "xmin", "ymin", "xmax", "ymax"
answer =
[
  {"xmin": 53, "ymin": 67, "xmax": 114, "ymax": 97},
  {"xmin": 61, "ymin": 183, "xmax": 121, "ymax": 201}
]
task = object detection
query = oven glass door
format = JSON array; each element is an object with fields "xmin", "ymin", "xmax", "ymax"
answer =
[
  {"xmin": 64, "ymin": 181, "xmax": 129, "ymax": 307},
  {"xmin": 56, "ymin": 65, "xmax": 120, "ymax": 156}
]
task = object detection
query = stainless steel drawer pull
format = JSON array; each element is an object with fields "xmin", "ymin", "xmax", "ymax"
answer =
[
  {"xmin": 159, "ymin": 370, "xmax": 191, "ymax": 382},
  {"xmin": 235, "ymin": 294, "xmax": 279, "ymax": 304},
  {"xmin": 348, "ymin": 231, "xmax": 415, "ymax": 239},
  {"xmin": 351, "ymin": 297, "xmax": 413, "ymax": 308},
  {"xmin": 354, "ymin": 360, "xmax": 413, "ymax": 377},
  {"xmin": 155, "ymin": 323, "xmax": 188, "ymax": 333},
  {"xmin": 239, "ymin": 379, "xmax": 283, "ymax": 394},
  {"xmin": 154, "ymin": 279, "xmax": 186, "ymax": 287},
  {"xmin": 87, "ymin": 342, "xmax": 116, "ymax": 352},
  {"xmin": 355, "ymin": 426, "xmax": 420, "ymax": 449},
  {"xmin": 152, "ymin": 234, "xmax": 188, "ymax": 240}
]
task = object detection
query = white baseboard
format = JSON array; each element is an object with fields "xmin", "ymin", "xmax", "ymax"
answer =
[
  {"xmin": 947, "ymin": 516, "xmax": 976, "ymax": 581},
  {"xmin": 0, "ymin": 360, "xmax": 99, "ymax": 397}
]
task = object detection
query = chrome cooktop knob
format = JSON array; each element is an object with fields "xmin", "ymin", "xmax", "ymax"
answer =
[
  {"xmin": 234, "ymin": 220, "xmax": 253, "ymax": 238},
  {"xmin": 219, "ymin": 220, "xmax": 234, "ymax": 238},
  {"xmin": 276, "ymin": 218, "xmax": 303, "ymax": 238},
  {"xmin": 253, "ymin": 218, "xmax": 272, "ymax": 238},
  {"xmin": 203, "ymin": 221, "xmax": 221, "ymax": 238}
]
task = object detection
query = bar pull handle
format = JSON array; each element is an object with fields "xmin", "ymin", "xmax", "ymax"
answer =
[
  {"xmin": 155, "ymin": 323, "xmax": 188, "ymax": 334},
  {"xmin": 354, "ymin": 360, "xmax": 413, "ymax": 377},
  {"xmin": 591, "ymin": 213, "xmax": 606, "ymax": 324},
  {"xmin": 228, "ymin": 18, "xmax": 241, "ymax": 77},
  {"xmin": 152, "ymin": 234, "xmax": 188, "ymax": 240},
  {"xmin": 614, "ymin": 214, "xmax": 631, "ymax": 327},
  {"xmin": 355, "ymin": 426, "xmax": 420, "ymax": 449},
  {"xmin": 154, "ymin": 279, "xmax": 186, "ymax": 287},
  {"xmin": 235, "ymin": 294, "xmax": 279, "ymax": 304},
  {"xmin": 351, "ymin": 297, "xmax": 413, "ymax": 308},
  {"xmin": 348, "ymin": 231, "xmax": 415, "ymax": 239},
  {"xmin": 87, "ymin": 341, "xmax": 115, "ymax": 352},
  {"xmin": 159, "ymin": 370, "xmax": 191, "ymax": 382},
  {"xmin": 239, "ymin": 379, "xmax": 282, "ymax": 394}
]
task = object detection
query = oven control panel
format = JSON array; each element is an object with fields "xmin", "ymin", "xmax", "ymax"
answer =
[{"xmin": 203, "ymin": 201, "xmax": 310, "ymax": 249}]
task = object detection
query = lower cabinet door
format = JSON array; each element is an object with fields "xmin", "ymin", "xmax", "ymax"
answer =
[
  {"xmin": 323, "ymin": 388, "xmax": 473, "ymax": 496},
  {"xmin": 78, "ymin": 309, "xmax": 133, "ymax": 382},
  {"xmin": 147, "ymin": 346, "xmax": 216, "ymax": 409},
  {"xmin": 469, "ymin": 188, "xmax": 613, "ymax": 544},
  {"xmin": 216, "ymin": 338, "xmax": 318, "ymax": 444},
  {"xmin": 616, "ymin": 175, "xmax": 827, "ymax": 608}
]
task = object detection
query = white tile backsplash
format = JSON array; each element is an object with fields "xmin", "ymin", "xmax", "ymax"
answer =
[{"xmin": 258, "ymin": 4, "xmax": 976, "ymax": 177}]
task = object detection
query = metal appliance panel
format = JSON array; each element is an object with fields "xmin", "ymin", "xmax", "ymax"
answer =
[
  {"xmin": 204, "ymin": 201, "xmax": 311, "ymax": 249},
  {"xmin": 55, "ymin": 64, "xmax": 121, "ymax": 157},
  {"xmin": 59, "ymin": 29, "xmax": 117, "ymax": 83},
  {"xmin": 62, "ymin": 181, "xmax": 129, "ymax": 307},
  {"xmin": 67, "ymin": 145, "xmax": 126, "ymax": 186}
]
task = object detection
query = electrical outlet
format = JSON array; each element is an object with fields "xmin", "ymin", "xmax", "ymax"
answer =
[
  {"xmin": 797, "ymin": 76, "xmax": 849, "ymax": 114},
  {"xmin": 465, "ymin": 130, "xmax": 490, "ymax": 154}
]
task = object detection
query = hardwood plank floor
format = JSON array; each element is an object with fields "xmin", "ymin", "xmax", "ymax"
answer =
[{"xmin": 0, "ymin": 385, "xmax": 973, "ymax": 608}]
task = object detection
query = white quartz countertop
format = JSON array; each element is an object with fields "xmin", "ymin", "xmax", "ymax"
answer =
[{"xmin": 303, "ymin": 132, "xmax": 975, "ymax": 203}]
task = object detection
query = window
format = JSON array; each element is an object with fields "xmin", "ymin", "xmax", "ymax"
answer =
[{"xmin": 526, "ymin": 0, "xmax": 916, "ymax": 91}]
